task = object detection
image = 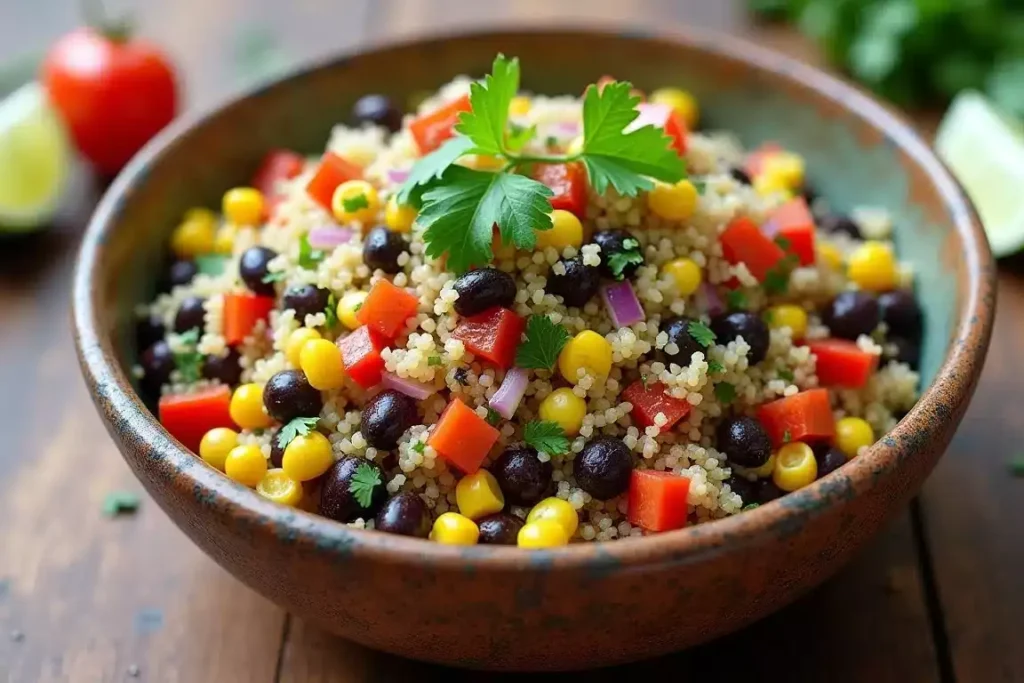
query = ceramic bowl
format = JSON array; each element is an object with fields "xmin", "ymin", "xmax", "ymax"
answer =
[{"xmin": 73, "ymin": 27, "xmax": 995, "ymax": 670}]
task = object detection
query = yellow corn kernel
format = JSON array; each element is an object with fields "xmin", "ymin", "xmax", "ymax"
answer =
[
  {"xmin": 170, "ymin": 212, "xmax": 216, "ymax": 259},
  {"xmin": 337, "ymin": 291, "xmax": 368, "ymax": 330},
  {"xmin": 430, "ymin": 512, "xmax": 480, "ymax": 545},
  {"xmin": 213, "ymin": 224, "xmax": 238, "ymax": 255},
  {"xmin": 817, "ymin": 242, "xmax": 844, "ymax": 271},
  {"xmin": 761, "ymin": 152, "xmax": 805, "ymax": 191},
  {"xmin": 285, "ymin": 327, "xmax": 322, "ymax": 368},
  {"xmin": 765, "ymin": 304, "xmax": 808, "ymax": 339},
  {"xmin": 455, "ymin": 470, "xmax": 505, "ymax": 520},
  {"xmin": 772, "ymin": 442, "xmax": 818, "ymax": 492},
  {"xmin": 282, "ymin": 432, "xmax": 335, "ymax": 482},
  {"xmin": 517, "ymin": 519, "xmax": 570, "ymax": 548},
  {"xmin": 384, "ymin": 195, "xmax": 417, "ymax": 233},
  {"xmin": 222, "ymin": 187, "xmax": 265, "ymax": 226},
  {"xmin": 299, "ymin": 338, "xmax": 346, "ymax": 390},
  {"xmin": 662, "ymin": 257, "xmax": 702, "ymax": 297},
  {"xmin": 647, "ymin": 179, "xmax": 699, "ymax": 221},
  {"xmin": 835, "ymin": 417, "xmax": 874, "ymax": 459},
  {"xmin": 331, "ymin": 180, "xmax": 380, "ymax": 224},
  {"xmin": 257, "ymin": 469, "xmax": 304, "ymax": 507},
  {"xmin": 536, "ymin": 209, "xmax": 584, "ymax": 250},
  {"xmin": 649, "ymin": 87, "xmax": 700, "ymax": 129},
  {"xmin": 526, "ymin": 497, "xmax": 579, "ymax": 538},
  {"xmin": 224, "ymin": 444, "xmax": 269, "ymax": 487},
  {"xmin": 199, "ymin": 427, "xmax": 239, "ymax": 471},
  {"xmin": 847, "ymin": 241, "xmax": 897, "ymax": 292},
  {"xmin": 754, "ymin": 172, "xmax": 793, "ymax": 199},
  {"xmin": 229, "ymin": 383, "xmax": 273, "ymax": 430},
  {"xmin": 509, "ymin": 95, "xmax": 532, "ymax": 117},
  {"xmin": 538, "ymin": 387, "xmax": 587, "ymax": 437},
  {"xmin": 558, "ymin": 330, "xmax": 613, "ymax": 384}
]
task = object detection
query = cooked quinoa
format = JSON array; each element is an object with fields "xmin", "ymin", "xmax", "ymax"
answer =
[{"xmin": 137, "ymin": 59, "xmax": 921, "ymax": 547}]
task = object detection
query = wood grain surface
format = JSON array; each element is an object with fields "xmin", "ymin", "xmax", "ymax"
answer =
[{"xmin": 0, "ymin": 0, "xmax": 1018, "ymax": 681}]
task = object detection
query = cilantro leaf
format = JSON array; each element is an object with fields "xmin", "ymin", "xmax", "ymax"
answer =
[
  {"xmin": 715, "ymin": 381, "xmax": 736, "ymax": 404},
  {"xmin": 687, "ymin": 320, "xmax": 716, "ymax": 348},
  {"xmin": 580, "ymin": 81, "xmax": 686, "ymax": 196},
  {"xmin": 323, "ymin": 293, "xmax": 338, "ymax": 329},
  {"xmin": 428, "ymin": 355, "xmax": 443, "ymax": 367},
  {"xmin": 640, "ymin": 372, "xmax": 650, "ymax": 390},
  {"xmin": 742, "ymin": 502, "xmax": 760, "ymax": 511},
  {"xmin": 506, "ymin": 123, "xmax": 536, "ymax": 152},
  {"xmin": 411, "ymin": 441, "xmax": 426, "ymax": 454},
  {"xmin": 341, "ymin": 193, "xmax": 369, "ymax": 213},
  {"xmin": 102, "ymin": 491, "xmax": 141, "ymax": 517},
  {"xmin": 515, "ymin": 315, "xmax": 571, "ymax": 371},
  {"xmin": 396, "ymin": 135, "xmax": 476, "ymax": 208},
  {"xmin": 764, "ymin": 253, "xmax": 799, "ymax": 295},
  {"xmin": 276, "ymin": 416, "xmax": 320, "ymax": 450},
  {"xmin": 523, "ymin": 420, "xmax": 570, "ymax": 456},
  {"xmin": 262, "ymin": 271, "xmax": 287, "ymax": 284},
  {"xmin": 455, "ymin": 54, "xmax": 520, "ymax": 156},
  {"xmin": 195, "ymin": 254, "xmax": 228, "ymax": 276},
  {"xmin": 694, "ymin": 178, "xmax": 707, "ymax": 195},
  {"xmin": 783, "ymin": 429, "xmax": 792, "ymax": 443},
  {"xmin": 726, "ymin": 289, "xmax": 748, "ymax": 311},
  {"xmin": 607, "ymin": 237, "xmax": 643, "ymax": 280},
  {"xmin": 774, "ymin": 235, "xmax": 793, "ymax": 251},
  {"xmin": 778, "ymin": 368, "xmax": 795, "ymax": 382},
  {"xmin": 298, "ymin": 233, "xmax": 325, "ymax": 270},
  {"xmin": 349, "ymin": 462, "xmax": 382, "ymax": 508},
  {"xmin": 707, "ymin": 360, "xmax": 725, "ymax": 374},
  {"xmin": 418, "ymin": 166, "xmax": 553, "ymax": 272},
  {"xmin": 173, "ymin": 329, "xmax": 204, "ymax": 383},
  {"xmin": 486, "ymin": 407, "xmax": 503, "ymax": 426}
]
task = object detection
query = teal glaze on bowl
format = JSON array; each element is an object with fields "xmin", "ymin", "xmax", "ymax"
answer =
[{"xmin": 73, "ymin": 27, "xmax": 995, "ymax": 671}]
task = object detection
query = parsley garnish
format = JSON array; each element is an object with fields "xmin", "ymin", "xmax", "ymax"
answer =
[
  {"xmin": 262, "ymin": 271, "xmax": 287, "ymax": 284},
  {"xmin": 506, "ymin": 122, "xmax": 536, "ymax": 152},
  {"xmin": 515, "ymin": 315, "xmax": 571, "ymax": 371},
  {"xmin": 298, "ymin": 233, "xmax": 325, "ymax": 270},
  {"xmin": 714, "ymin": 381, "xmax": 736, "ymax": 404},
  {"xmin": 195, "ymin": 254, "xmax": 228, "ymax": 276},
  {"xmin": 774, "ymin": 235, "xmax": 792, "ymax": 251},
  {"xmin": 102, "ymin": 491, "xmax": 141, "ymax": 517},
  {"xmin": 349, "ymin": 462, "xmax": 382, "ymax": 508},
  {"xmin": 707, "ymin": 360, "xmax": 725, "ymax": 374},
  {"xmin": 397, "ymin": 54, "xmax": 685, "ymax": 270},
  {"xmin": 428, "ymin": 355, "xmax": 443, "ymax": 367},
  {"xmin": 544, "ymin": 135, "xmax": 559, "ymax": 148},
  {"xmin": 778, "ymin": 368, "xmax": 795, "ymax": 382},
  {"xmin": 687, "ymin": 320, "xmax": 716, "ymax": 348},
  {"xmin": 523, "ymin": 420, "xmax": 570, "ymax": 456},
  {"xmin": 485, "ymin": 407, "xmax": 503, "ymax": 426},
  {"xmin": 764, "ymin": 253, "xmax": 799, "ymax": 295},
  {"xmin": 341, "ymin": 193, "xmax": 369, "ymax": 213},
  {"xmin": 323, "ymin": 293, "xmax": 338, "ymax": 329},
  {"xmin": 726, "ymin": 289, "xmax": 748, "ymax": 311},
  {"xmin": 694, "ymin": 179, "xmax": 707, "ymax": 195},
  {"xmin": 783, "ymin": 429, "xmax": 792, "ymax": 444},
  {"xmin": 276, "ymin": 416, "xmax": 320, "ymax": 450},
  {"xmin": 411, "ymin": 441, "xmax": 426, "ymax": 454},
  {"xmin": 742, "ymin": 502, "xmax": 760, "ymax": 511},
  {"xmin": 173, "ymin": 329, "xmax": 204, "ymax": 383},
  {"xmin": 607, "ymin": 238, "xmax": 644, "ymax": 280}
]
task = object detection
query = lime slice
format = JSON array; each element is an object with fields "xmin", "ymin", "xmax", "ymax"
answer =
[
  {"xmin": 0, "ymin": 82, "xmax": 71, "ymax": 232},
  {"xmin": 936, "ymin": 90, "xmax": 1024, "ymax": 257}
]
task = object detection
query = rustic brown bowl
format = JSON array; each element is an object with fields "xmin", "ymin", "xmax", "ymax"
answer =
[{"xmin": 73, "ymin": 27, "xmax": 995, "ymax": 670}]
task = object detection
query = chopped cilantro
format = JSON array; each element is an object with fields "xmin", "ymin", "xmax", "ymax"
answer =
[
  {"xmin": 102, "ymin": 491, "xmax": 141, "ymax": 517},
  {"xmin": 687, "ymin": 320, "xmax": 716, "ymax": 348},
  {"xmin": 774, "ymin": 235, "xmax": 793, "ymax": 251},
  {"xmin": 742, "ymin": 502, "xmax": 760, "ymax": 511},
  {"xmin": 783, "ymin": 429, "xmax": 792, "ymax": 444},
  {"xmin": 173, "ymin": 329, "xmax": 204, "ymax": 383},
  {"xmin": 764, "ymin": 254, "xmax": 799, "ymax": 295},
  {"xmin": 276, "ymin": 416, "xmax": 320, "ymax": 450},
  {"xmin": 411, "ymin": 441, "xmax": 426, "ymax": 454},
  {"xmin": 349, "ymin": 462, "xmax": 382, "ymax": 508},
  {"xmin": 778, "ymin": 368, "xmax": 795, "ymax": 382},
  {"xmin": 640, "ymin": 372, "xmax": 650, "ymax": 390},
  {"xmin": 428, "ymin": 355, "xmax": 443, "ymax": 367},
  {"xmin": 194, "ymin": 254, "xmax": 228, "ymax": 276},
  {"xmin": 714, "ymin": 381, "xmax": 737, "ymax": 404},
  {"xmin": 544, "ymin": 135, "xmax": 559, "ymax": 148},
  {"xmin": 726, "ymin": 289, "xmax": 748, "ymax": 311},
  {"xmin": 262, "ymin": 270, "xmax": 287, "ymax": 284},
  {"xmin": 523, "ymin": 420, "xmax": 570, "ymax": 456},
  {"xmin": 485, "ymin": 407, "xmax": 503, "ymax": 426},
  {"xmin": 341, "ymin": 193, "xmax": 369, "ymax": 214},
  {"xmin": 607, "ymin": 238, "xmax": 644, "ymax": 280},
  {"xmin": 298, "ymin": 233, "xmax": 325, "ymax": 270},
  {"xmin": 352, "ymin": 300, "xmax": 363, "ymax": 313},
  {"xmin": 694, "ymin": 178, "xmax": 707, "ymax": 195},
  {"xmin": 323, "ymin": 293, "xmax": 338, "ymax": 329},
  {"xmin": 514, "ymin": 315, "xmax": 571, "ymax": 371},
  {"xmin": 707, "ymin": 360, "xmax": 725, "ymax": 374}
]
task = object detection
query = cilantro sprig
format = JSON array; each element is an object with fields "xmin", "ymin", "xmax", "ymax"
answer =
[
  {"xmin": 523, "ymin": 420, "xmax": 570, "ymax": 456},
  {"xmin": 173, "ymin": 328, "xmax": 204, "ymax": 383},
  {"xmin": 398, "ymin": 54, "xmax": 686, "ymax": 271},
  {"xmin": 607, "ymin": 237, "xmax": 643, "ymax": 281},
  {"xmin": 687, "ymin": 321, "xmax": 716, "ymax": 348},
  {"xmin": 276, "ymin": 416, "xmax": 320, "ymax": 450},
  {"xmin": 323, "ymin": 293, "xmax": 338, "ymax": 329},
  {"xmin": 515, "ymin": 315, "xmax": 571, "ymax": 371},
  {"xmin": 298, "ymin": 233, "xmax": 325, "ymax": 270},
  {"xmin": 349, "ymin": 462, "xmax": 382, "ymax": 508}
]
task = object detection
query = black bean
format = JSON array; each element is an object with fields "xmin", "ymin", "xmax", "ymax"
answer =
[
  {"xmin": 730, "ymin": 167, "xmax": 752, "ymax": 185},
  {"xmin": 168, "ymin": 260, "xmax": 198, "ymax": 287},
  {"xmin": 755, "ymin": 479, "xmax": 785, "ymax": 504},
  {"xmin": 351, "ymin": 94, "xmax": 403, "ymax": 132},
  {"xmin": 375, "ymin": 492, "xmax": 432, "ymax": 537},
  {"xmin": 320, "ymin": 457, "xmax": 387, "ymax": 523},
  {"xmin": 453, "ymin": 268, "xmax": 517, "ymax": 317},
  {"xmin": 547, "ymin": 256, "xmax": 601, "ymax": 307},
  {"xmin": 661, "ymin": 316, "xmax": 704, "ymax": 366},
  {"xmin": 174, "ymin": 297, "xmax": 206, "ymax": 334},
  {"xmin": 282, "ymin": 284, "xmax": 332, "ymax": 323},
  {"xmin": 362, "ymin": 226, "xmax": 407, "ymax": 274},
  {"xmin": 140, "ymin": 340, "xmax": 174, "ymax": 396},
  {"xmin": 592, "ymin": 229, "xmax": 644, "ymax": 280},
  {"xmin": 263, "ymin": 370, "xmax": 323, "ymax": 423},
  {"xmin": 361, "ymin": 390, "xmax": 419, "ymax": 450},
  {"xmin": 575, "ymin": 437, "xmax": 633, "ymax": 500},
  {"xmin": 202, "ymin": 348, "xmax": 243, "ymax": 386},
  {"xmin": 477, "ymin": 513, "xmax": 525, "ymax": 545},
  {"xmin": 823, "ymin": 291, "xmax": 880, "ymax": 341},
  {"xmin": 878, "ymin": 290, "xmax": 922, "ymax": 339},
  {"xmin": 492, "ymin": 444, "xmax": 553, "ymax": 506},
  {"xmin": 269, "ymin": 429, "xmax": 285, "ymax": 468},
  {"xmin": 819, "ymin": 213, "xmax": 862, "ymax": 240},
  {"xmin": 239, "ymin": 246, "xmax": 279, "ymax": 295},
  {"xmin": 815, "ymin": 447, "xmax": 847, "ymax": 478},
  {"xmin": 710, "ymin": 312, "xmax": 770, "ymax": 365},
  {"xmin": 886, "ymin": 336, "xmax": 921, "ymax": 370},
  {"xmin": 726, "ymin": 474, "xmax": 759, "ymax": 503},
  {"xmin": 717, "ymin": 416, "xmax": 772, "ymax": 468},
  {"xmin": 136, "ymin": 313, "xmax": 165, "ymax": 351}
]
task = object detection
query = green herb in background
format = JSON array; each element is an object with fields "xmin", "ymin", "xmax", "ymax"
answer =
[{"xmin": 749, "ymin": 0, "xmax": 1024, "ymax": 117}]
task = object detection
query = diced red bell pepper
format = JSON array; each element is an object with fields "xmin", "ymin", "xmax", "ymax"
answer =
[
  {"xmin": 769, "ymin": 197, "xmax": 816, "ymax": 266},
  {"xmin": 252, "ymin": 149, "xmax": 304, "ymax": 196},
  {"xmin": 627, "ymin": 102, "xmax": 687, "ymax": 155},
  {"xmin": 720, "ymin": 216, "xmax": 787, "ymax": 282},
  {"xmin": 532, "ymin": 163, "xmax": 588, "ymax": 219},
  {"xmin": 355, "ymin": 279, "xmax": 419, "ymax": 340},
  {"xmin": 159, "ymin": 385, "xmax": 235, "ymax": 453},
  {"xmin": 807, "ymin": 339, "xmax": 880, "ymax": 389},
  {"xmin": 409, "ymin": 93, "xmax": 471, "ymax": 155},
  {"xmin": 428, "ymin": 398, "xmax": 500, "ymax": 474},
  {"xmin": 223, "ymin": 292, "xmax": 275, "ymax": 346},
  {"xmin": 756, "ymin": 388, "xmax": 836, "ymax": 449},
  {"xmin": 305, "ymin": 152, "xmax": 363, "ymax": 211},
  {"xmin": 622, "ymin": 380, "xmax": 692, "ymax": 430},
  {"xmin": 452, "ymin": 307, "xmax": 525, "ymax": 370},
  {"xmin": 744, "ymin": 142, "xmax": 783, "ymax": 179},
  {"xmin": 627, "ymin": 470, "xmax": 691, "ymax": 532},
  {"xmin": 337, "ymin": 326, "xmax": 389, "ymax": 389}
]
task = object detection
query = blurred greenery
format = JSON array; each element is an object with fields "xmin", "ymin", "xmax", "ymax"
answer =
[{"xmin": 750, "ymin": 0, "xmax": 1024, "ymax": 116}]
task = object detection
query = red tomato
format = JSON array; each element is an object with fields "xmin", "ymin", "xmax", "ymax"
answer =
[
  {"xmin": 43, "ymin": 28, "xmax": 178, "ymax": 176},
  {"xmin": 720, "ymin": 216, "xmax": 787, "ymax": 282},
  {"xmin": 337, "ymin": 326, "xmax": 389, "ymax": 389},
  {"xmin": 769, "ymin": 197, "xmax": 817, "ymax": 266},
  {"xmin": 627, "ymin": 470, "xmax": 690, "ymax": 532},
  {"xmin": 408, "ymin": 94, "xmax": 471, "ymax": 154},
  {"xmin": 452, "ymin": 307, "xmax": 525, "ymax": 370},
  {"xmin": 806, "ymin": 339, "xmax": 880, "ymax": 389},
  {"xmin": 756, "ymin": 389, "xmax": 836, "ymax": 448},
  {"xmin": 622, "ymin": 380, "xmax": 691, "ymax": 430},
  {"xmin": 159, "ymin": 385, "xmax": 234, "ymax": 453},
  {"xmin": 532, "ymin": 163, "xmax": 588, "ymax": 219}
]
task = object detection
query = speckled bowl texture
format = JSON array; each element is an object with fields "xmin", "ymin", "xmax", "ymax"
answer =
[{"xmin": 73, "ymin": 27, "xmax": 995, "ymax": 671}]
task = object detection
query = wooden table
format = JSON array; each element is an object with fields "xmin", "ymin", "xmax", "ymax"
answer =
[{"xmin": 1, "ymin": 1, "xmax": 1021, "ymax": 681}]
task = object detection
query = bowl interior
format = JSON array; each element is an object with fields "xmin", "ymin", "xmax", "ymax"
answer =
[{"xmin": 103, "ymin": 30, "xmax": 959, "ymax": 396}]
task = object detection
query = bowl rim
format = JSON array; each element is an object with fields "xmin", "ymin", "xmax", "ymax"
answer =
[{"xmin": 74, "ymin": 23, "xmax": 995, "ymax": 570}]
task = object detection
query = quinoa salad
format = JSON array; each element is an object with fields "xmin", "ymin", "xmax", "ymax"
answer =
[{"xmin": 136, "ymin": 55, "xmax": 922, "ymax": 548}]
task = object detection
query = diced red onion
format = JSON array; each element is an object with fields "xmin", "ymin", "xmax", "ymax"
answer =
[
  {"xmin": 760, "ymin": 219, "xmax": 779, "ymax": 238},
  {"xmin": 488, "ymin": 367, "xmax": 529, "ymax": 420},
  {"xmin": 555, "ymin": 120, "xmax": 580, "ymax": 135},
  {"xmin": 307, "ymin": 225, "xmax": 354, "ymax": 249},
  {"xmin": 387, "ymin": 168, "xmax": 410, "ymax": 184},
  {"xmin": 699, "ymin": 281, "xmax": 726, "ymax": 317},
  {"xmin": 380, "ymin": 372, "xmax": 436, "ymax": 401},
  {"xmin": 601, "ymin": 281, "xmax": 645, "ymax": 327}
]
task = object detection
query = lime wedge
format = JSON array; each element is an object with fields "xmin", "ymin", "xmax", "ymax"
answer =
[
  {"xmin": 936, "ymin": 90, "xmax": 1024, "ymax": 258},
  {"xmin": 0, "ymin": 82, "xmax": 71, "ymax": 232}
]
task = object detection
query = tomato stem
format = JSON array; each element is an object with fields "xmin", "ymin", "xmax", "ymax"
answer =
[{"xmin": 81, "ymin": 0, "xmax": 133, "ymax": 43}]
